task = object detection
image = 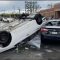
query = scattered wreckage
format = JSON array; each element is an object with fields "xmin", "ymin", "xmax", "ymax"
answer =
[{"xmin": 0, "ymin": 13, "xmax": 43, "ymax": 52}]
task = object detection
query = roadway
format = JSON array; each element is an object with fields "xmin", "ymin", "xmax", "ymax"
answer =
[{"xmin": 0, "ymin": 34, "xmax": 60, "ymax": 60}]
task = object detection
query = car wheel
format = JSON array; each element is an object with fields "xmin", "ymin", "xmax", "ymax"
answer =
[{"xmin": 0, "ymin": 31, "xmax": 12, "ymax": 47}]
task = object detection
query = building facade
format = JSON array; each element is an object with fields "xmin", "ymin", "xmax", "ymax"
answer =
[{"xmin": 40, "ymin": 3, "xmax": 60, "ymax": 19}]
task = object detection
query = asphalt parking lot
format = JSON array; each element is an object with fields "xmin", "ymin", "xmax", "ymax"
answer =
[{"xmin": 0, "ymin": 34, "xmax": 60, "ymax": 60}]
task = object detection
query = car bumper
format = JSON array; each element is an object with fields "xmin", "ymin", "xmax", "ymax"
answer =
[{"xmin": 41, "ymin": 34, "xmax": 60, "ymax": 41}]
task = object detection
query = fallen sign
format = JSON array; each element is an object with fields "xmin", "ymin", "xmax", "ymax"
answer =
[{"xmin": 28, "ymin": 34, "xmax": 40, "ymax": 49}]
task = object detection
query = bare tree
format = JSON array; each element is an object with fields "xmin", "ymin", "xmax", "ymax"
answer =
[
  {"xmin": 47, "ymin": 3, "xmax": 53, "ymax": 8},
  {"xmin": 25, "ymin": 1, "xmax": 38, "ymax": 14}
]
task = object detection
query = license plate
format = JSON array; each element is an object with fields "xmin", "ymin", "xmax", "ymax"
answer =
[{"xmin": 51, "ymin": 32, "xmax": 57, "ymax": 34}]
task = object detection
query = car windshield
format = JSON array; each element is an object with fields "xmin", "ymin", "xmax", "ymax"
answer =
[{"xmin": 45, "ymin": 21, "xmax": 60, "ymax": 26}]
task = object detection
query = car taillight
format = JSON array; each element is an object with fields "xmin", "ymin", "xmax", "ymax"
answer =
[{"xmin": 40, "ymin": 28, "xmax": 48, "ymax": 32}]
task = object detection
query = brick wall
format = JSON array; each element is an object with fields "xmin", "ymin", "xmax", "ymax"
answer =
[{"xmin": 39, "ymin": 3, "xmax": 60, "ymax": 19}]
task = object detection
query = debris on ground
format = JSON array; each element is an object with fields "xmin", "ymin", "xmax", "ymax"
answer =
[
  {"xmin": 28, "ymin": 35, "xmax": 41, "ymax": 50},
  {"xmin": 15, "ymin": 34, "xmax": 40, "ymax": 53},
  {"xmin": 45, "ymin": 49, "xmax": 53, "ymax": 53}
]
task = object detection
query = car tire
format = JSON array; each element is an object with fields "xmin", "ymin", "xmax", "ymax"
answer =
[{"xmin": 0, "ymin": 31, "xmax": 12, "ymax": 47}]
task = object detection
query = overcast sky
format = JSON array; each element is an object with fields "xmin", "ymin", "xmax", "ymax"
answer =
[
  {"xmin": 38, "ymin": 1, "xmax": 60, "ymax": 8},
  {"xmin": 0, "ymin": 1, "xmax": 60, "ymax": 11}
]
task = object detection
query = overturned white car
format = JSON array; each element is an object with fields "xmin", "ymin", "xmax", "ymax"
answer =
[{"xmin": 0, "ymin": 13, "xmax": 43, "ymax": 52}]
